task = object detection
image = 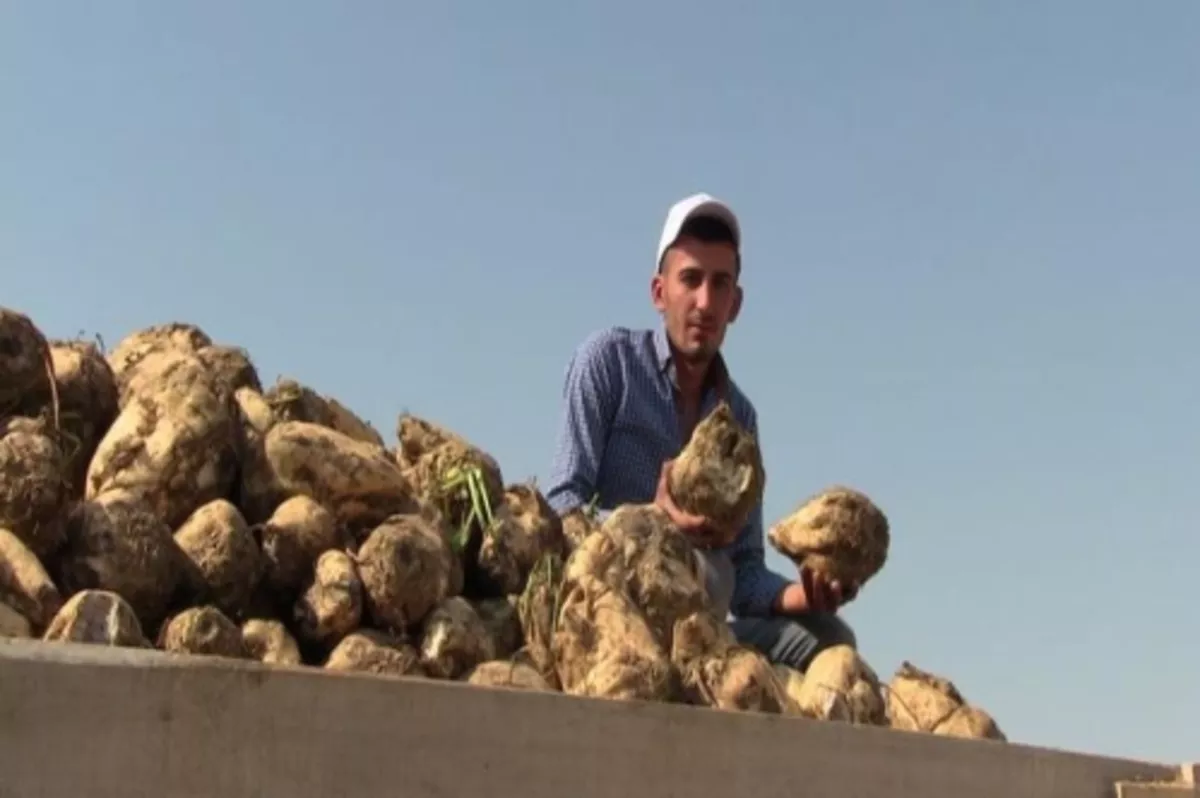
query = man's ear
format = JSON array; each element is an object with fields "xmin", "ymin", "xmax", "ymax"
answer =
[
  {"xmin": 650, "ymin": 272, "xmax": 667, "ymax": 312},
  {"xmin": 728, "ymin": 284, "xmax": 743, "ymax": 324}
]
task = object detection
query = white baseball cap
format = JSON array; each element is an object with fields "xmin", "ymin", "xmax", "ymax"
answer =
[{"xmin": 655, "ymin": 192, "xmax": 741, "ymax": 271}]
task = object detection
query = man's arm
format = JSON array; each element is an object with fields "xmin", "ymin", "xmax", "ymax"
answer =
[
  {"xmin": 727, "ymin": 500, "xmax": 792, "ymax": 618},
  {"xmin": 544, "ymin": 331, "xmax": 621, "ymax": 515}
]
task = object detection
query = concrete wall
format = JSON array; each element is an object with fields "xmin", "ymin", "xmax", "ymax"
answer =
[{"xmin": 0, "ymin": 639, "xmax": 1190, "ymax": 798}]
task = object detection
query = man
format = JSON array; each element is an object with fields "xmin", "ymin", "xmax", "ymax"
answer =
[{"xmin": 544, "ymin": 191, "xmax": 859, "ymax": 673}]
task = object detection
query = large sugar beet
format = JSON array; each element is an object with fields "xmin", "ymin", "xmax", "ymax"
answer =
[
  {"xmin": 0, "ymin": 308, "xmax": 51, "ymax": 413},
  {"xmin": 42, "ymin": 589, "xmax": 149, "ymax": 647},
  {"xmin": 174, "ymin": 499, "xmax": 263, "ymax": 619},
  {"xmin": 293, "ymin": 549, "xmax": 363, "ymax": 648},
  {"xmin": 356, "ymin": 513, "xmax": 458, "ymax": 632},
  {"xmin": 106, "ymin": 322, "xmax": 211, "ymax": 399},
  {"xmin": 667, "ymin": 401, "xmax": 765, "ymax": 534},
  {"xmin": 564, "ymin": 503, "xmax": 710, "ymax": 652},
  {"xmin": 258, "ymin": 495, "xmax": 342, "ymax": 597},
  {"xmin": 325, "ymin": 629, "xmax": 426, "ymax": 677},
  {"xmin": 57, "ymin": 490, "xmax": 187, "ymax": 629},
  {"xmin": 551, "ymin": 573, "xmax": 675, "ymax": 702},
  {"xmin": 19, "ymin": 340, "xmax": 118, "ymax": 496},
  {"xmin": 0, "ymin": 417, "xmax": 70, "ymax": 557},
  {"xmin": 670, "ymin": 610, "xmax": 790, "ymax": 714},
  {"xmin": 86, "ymin": 381, "xmax": 240, "ymax": 530},
  {"xmin": 159, "ymin": 605, "xmax": 247, "ymax": 659},
  {"xmin": 0, "ymin": 526, "xmax": 63, "ymax": 631},
  {"xmin": 768, "ymin": 486, "xmax": 890, "ymax": 588},
  {"xmin": 792, "ymin": 644, "xmax": 886, "ymax": 725},
  {"xmin": 265, "ymin": 378, "xmax": 384, "ymax": 448},
  {"xmin": 886, "ymin": 661, "xmax": 1006, "ymax": 742},
  {"xmin": 264, "ymin": 421, "xmax": 419, "ymax": 536}
]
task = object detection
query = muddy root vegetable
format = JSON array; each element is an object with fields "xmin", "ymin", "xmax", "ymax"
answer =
[
  {"xmin": 197, "ymin": 345, "xmax": 261, "ymax": 396},
  {"xmin": 793, "ymin": 644, "xmax": 886, "ymax": 724},
  {"xmin": 294, "ymin": 549, "xmax": 363, "ymax": 648},
  {"xmin": 551, "ymin": 573, "xmax": 675, "ymax": 702},
  {"xmin": 0, "ymin": 526, "xmax": 63, "ymax": 632},
  {"xmin": 241, "ymin": 618, "xmax": 302, "ymax": 666},
  {"xmin": 57, "ymin": 490, "xmax": 187, "ymax": 630},
  {"xmin": 473, "ymin": 595, "xmax": 522, "ymax": 660},
  {"xmin": 174, "ymin": 499, "xmax": 263, "ymax": 619},
  {"xmin": 670, "ymin": 610, "xmax": 790, "ymax": 714},
  {"xmin": 396, "ymin": 413, "xmax": 504, "ymax": 548},
  {"xmin": 468, "ymin": 483, "xmax": 569, "ymax": 597},
  {"xmin": 263, "ymin": 421, "xmax": 419, "ymax": 538},
  {"xmin": 516, "ymin": 552, "xmax": 564, "ymax": 688},
  {"xmin": 886, "ymin": 661, "xmax": 1006, "ymax": 742},
  {"xmin": 265, "ymin": 378, "xmax": 384, "ymax": 448},
  {"xmin": 120, "ymin": 344, "xmax": 261, "ymax": 409},
  {"xmin": 106, "ymin": 322, "xmax": 212, "ymax": 400},
  {"xmin": 565, "ymin": 503, "xmax": 710, "ymax": 652},
  {"xmin": 667, "ymin": 401, "xmax": 765, "ymax": 534},
  {"xmin": 86, "ymin": 381, "xmax": 241, "ymax": 531},
  {"xmin": 19, "ymin": 339, "xmax": 118, "ymax": 496},
  {"xmin": 42, "ymin": 589, "xmax": 149, "ymax": 647},
  {"xmin": 559, "ymin": 508, "xmax": 599, "ymax": 553},
  {"xmin": 357, "ymin": 513, "xmax": 457, "ymax": 633},
  {"xmin": 0, "ymin": 417, "xmax": 70, "ymax": 558},
  {"xmin": 325, "ymin": 629, "xmax": 426, "ymax": 677},
  {"xmin": 467, "ymin": 660, "xmax": 554, "ymax": 691},
  {"xmin": 768, "ymin": 486, "xmax": 890, "ymax": 588},
  {"xmin": 0, "ymin": 308, "xmax": 53, "ymax": 415},
  {"xmin": 232, "ymin": 387, "xmax": 284, "ymax": 524},
  {"xmin": 418, "ymin": 596, "xmax": 495, "ymax": 679},
  {"xmin": 257, "ymin": 495, "xmax": 342, "ymax": 597},
  {"xmin": 158, "ymin": 605, "xmax": 247, "ymax": 658},
  {"xmin": 772, "ymin": 665, "xmax": 817, "ymax": 718}
]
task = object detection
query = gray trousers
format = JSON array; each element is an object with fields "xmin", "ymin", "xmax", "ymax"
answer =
[{"xmin": 695, "ymin": 548, "xmax": 856, "ymax": 673}]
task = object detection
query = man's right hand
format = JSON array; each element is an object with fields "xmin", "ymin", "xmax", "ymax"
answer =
[{"xmin": 653, "ymin": 459, "xmax": 736, "ymax": 548}]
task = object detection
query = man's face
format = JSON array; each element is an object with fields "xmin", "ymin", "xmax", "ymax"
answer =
[{"xmin": 651, "ymin": 235, "xmax": 743, "ymax": 364}]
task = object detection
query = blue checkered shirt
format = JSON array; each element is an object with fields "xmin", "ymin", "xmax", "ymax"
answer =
[{"xmin": 544, "ymin": 325, "xmax": 792, "ymax": 618}]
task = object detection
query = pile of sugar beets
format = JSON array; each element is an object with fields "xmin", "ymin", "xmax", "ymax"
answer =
[{"xmin": 0, "ymin": 305, "xmax": 1004, "ymax": 742}]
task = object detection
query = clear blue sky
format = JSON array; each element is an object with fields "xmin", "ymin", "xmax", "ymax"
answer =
[{"xmin": 3, "ymin": 1, "xmax": 1196, "ymax": 764}]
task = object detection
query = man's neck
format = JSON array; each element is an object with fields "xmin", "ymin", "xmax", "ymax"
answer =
[{"xmin": 673, "ymin": 356, "xmax": 711, "ymax": 402}]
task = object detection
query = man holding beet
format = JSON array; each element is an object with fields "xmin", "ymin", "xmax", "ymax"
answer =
[{"xmin": 544, "ymin": 191, "xmax": 858, "ymax": 673}]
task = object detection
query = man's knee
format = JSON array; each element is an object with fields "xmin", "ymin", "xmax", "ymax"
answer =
[{"xmin": 824, "ymin": 613, "xmax": 857, "ymax": 650}]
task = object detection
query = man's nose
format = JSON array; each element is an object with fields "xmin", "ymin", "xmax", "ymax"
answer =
[{"xmin": 694, "ymin": 281, "xmax": 713, "ymax": 310}]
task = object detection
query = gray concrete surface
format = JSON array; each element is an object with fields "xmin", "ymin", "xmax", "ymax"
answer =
[{"xmin": 0, "ymin": 638, "xmax": 1187, "ymax": 798}]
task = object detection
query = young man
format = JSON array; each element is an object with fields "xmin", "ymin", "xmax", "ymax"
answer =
[{"xmin": 544, "ymin": 191, "xmax": 859, "ymax": 673}]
